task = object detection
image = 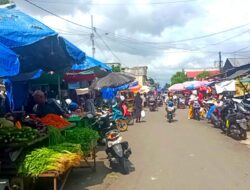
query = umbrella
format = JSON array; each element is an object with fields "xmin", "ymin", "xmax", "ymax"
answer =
[
  {"xmin": 168, "ymin": 83, "xmax": 185, "ymax": 91},
  {"xmin": 183, "ymin": 81, "xmax": 210, "ymax": 90},
  {"xmin": 90, "ymin": 72, "xmax": 135, "ymax": 90}
]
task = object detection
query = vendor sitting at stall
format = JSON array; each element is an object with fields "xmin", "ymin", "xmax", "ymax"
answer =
[{"xmin": 32, "ymin": 90, "xmax": 68, "ymax": 118}]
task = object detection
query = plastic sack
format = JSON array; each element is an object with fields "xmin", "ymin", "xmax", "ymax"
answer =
[{"xmin": 141, "ymin": 110, "xmax": 146, "ymax": 118}]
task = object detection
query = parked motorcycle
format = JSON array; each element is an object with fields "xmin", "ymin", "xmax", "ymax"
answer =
[
  {"xmin": 225, "ymin": 112, "xmax": 247, "ymax": 140},
  {"xmin": 89, "ymin": 113, "xmax": 132, "ymax": 174},
  {"xmin": 234, "ymin": 97, "xmax": 250, "ymax": 129},
  {"xmin": 111, "ymin": 103, "xmax": 128, "ymax": 132},
  {"xmin": 121, "ymin": 102, "xmax": 134, "ymax": 125}
]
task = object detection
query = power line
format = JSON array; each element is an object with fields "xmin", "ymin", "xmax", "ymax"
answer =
[
  {"xmin": 31, "ymin": 0, "xmax": 198, "ymax": 5},
  {"xmin": 23, "ymin": 0, "xmax": 92, "ymax": 30},
  {"xmin": 231, "ymin": 45, "xmax": 250, "ymax": 53},
  {"xmin": 95, "ymin": 40, "xmax": 110, "ymax": 61},
  {"xmin": 95, "ymin": 31, "xmax": 123, "ymax": 64},
  {"xmin": 24, "ymin": 0, "xmax": 250, "ymax": 46}
]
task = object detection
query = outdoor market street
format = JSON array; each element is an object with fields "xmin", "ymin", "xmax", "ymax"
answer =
[{"xmin": 65, "ymin": 107, "xmax": 250, "ymax": 190}]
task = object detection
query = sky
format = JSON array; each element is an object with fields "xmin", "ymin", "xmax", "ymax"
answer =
[{"xmin": 12, "ymin": 0, "xmax": 250, "ymax": 86}]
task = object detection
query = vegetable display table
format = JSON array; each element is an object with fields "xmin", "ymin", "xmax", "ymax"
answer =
[
  {"xmin": 38, "ymin": 168, "xmax": 72, "ymax": 190},
  {"xmin": 78, "ymin": 143, "xmax": 97, "ymax": 172}
]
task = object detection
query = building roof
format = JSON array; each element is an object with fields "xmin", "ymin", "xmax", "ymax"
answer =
[
  {"xmin": 226, "ymin": 58, "xmax": 250, "ymax": 67},
  {"xmin": 185, "ymin": 69, "xmax": 220, "ymax": 78},
  {"xmin": 226, "ymin": 69, "xmax": 250, "ymax": 80}
]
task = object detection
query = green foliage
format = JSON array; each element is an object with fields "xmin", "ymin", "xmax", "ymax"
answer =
[
  {"xmin": 0, "ymin": 0, "xmax": 10, "ymax": 5},
  {"xmin": 197, "ymin": 71, "xmax": 210, "ymax": 79},
  {"xmin": 148, "ymin": 78, "xmax": 155, "ymax": 85},
  {"xmin": 64, "ymin": 127, "xmax": 99, "ymax": 155},
  {"xmin": 112, "ymin": 65, "xmax": 121, "ymax": 72},
  {"xmin": 171, "ymin": 71, "xmax": 188, "ymax": 85}
]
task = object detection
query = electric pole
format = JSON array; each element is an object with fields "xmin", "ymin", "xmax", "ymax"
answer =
[
  {"xmin": 91, "ymin": 15, "xmax": 95, "ymax": 58},
  {"xmin": 219, "ymin": 51, "xmax": 222, "ymax": 73}
]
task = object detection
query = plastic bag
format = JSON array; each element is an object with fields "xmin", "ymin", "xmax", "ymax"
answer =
[{"xmin": 141, "ymin": 110, "xmax": 145, "ymax": 118}]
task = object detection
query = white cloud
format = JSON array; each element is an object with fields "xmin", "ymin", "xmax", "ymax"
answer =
[{"xmin": 13, "ymin": 0, "xmax": 250, "ymax": 86}]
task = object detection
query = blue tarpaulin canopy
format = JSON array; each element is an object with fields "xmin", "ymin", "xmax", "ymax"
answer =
[
  {"xmin": 101, "ymin": 81, "xmax": 138, "ymax": 100},
  {"xmin": 240, "ymin": 78, "xmax": 250, "ymax": 83},
  {"xmin": 0, "ymin": 8, "xmax": 86, "ymax": 76},
  {"xmin": 0, "ymin": 8, "xmax": 87, "ymax": 111},
  {"xmin": 0, "ymin": 8, "xmax": 56, "ymax": 48},
  {"xmin": 72, "ymin": 56, "xmax": 111, "ymax": 71},
  {"xmin": 0, "ymin": 43, "xmax": 20, "ymax": 77}
]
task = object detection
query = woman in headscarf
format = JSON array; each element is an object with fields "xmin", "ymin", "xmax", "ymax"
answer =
[{"xmin": 134, "ymin": 92, "xmax": 143, "ymax": 123}]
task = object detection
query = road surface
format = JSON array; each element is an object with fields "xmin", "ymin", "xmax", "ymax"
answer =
[{"xmin": 65, "ymin": 107, "xmax": 250, "ymax": 190}]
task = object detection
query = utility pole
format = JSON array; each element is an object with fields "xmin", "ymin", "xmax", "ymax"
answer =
[
  {"xmin": 219, "ymin": 51, "xmax": 222, "ymax": 73},
  {"xmin": 91, "ymin": 15, "xmax": 95, "ymax": 58}
]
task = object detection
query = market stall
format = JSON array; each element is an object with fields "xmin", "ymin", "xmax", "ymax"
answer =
[{"xmin": 0, "ymin": 112, "xmax": 99, "ymax": 190}]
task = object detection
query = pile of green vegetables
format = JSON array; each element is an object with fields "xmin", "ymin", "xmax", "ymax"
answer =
[
  {"xmin": 19, "ymin": 146, "xmax": 81, "ymax": 176},
  {"xmin": 64, "ymin": 128, "xmax": 99, "ymax": 155},
  {"xmin": 0, "ymin": 118, "xmax": 39, "ymax": 144},
  {"xmin": 49, "ymin": 143, "xmax": 83, "ymax": 155},
  {"xmin": 48, "ymin": 126, "xmax": 64, "ymax": 145}
]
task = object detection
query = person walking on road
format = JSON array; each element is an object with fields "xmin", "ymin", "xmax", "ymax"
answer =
[{"xmin": 134, "ymin": 92, "xmax": 143, "ymax": 123}]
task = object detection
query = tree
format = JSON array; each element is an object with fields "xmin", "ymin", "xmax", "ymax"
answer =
[
  {"xmin": 170, "ymin": 71, "xmax": 188, "ymax": 85},
  {"xmin": 148, "ymin": 77, "xmax": 155, "ymax": 85},
  {"xmin": 0, "ymin": 0, "xmax": 10, "ymax": 5},
  {"xmin": 112, "ymin": 65, "xmax": 121, "ymax": 72},
  {"xmin": 197, "ymin": 71, "xmax": 210, "ymax": 79}
]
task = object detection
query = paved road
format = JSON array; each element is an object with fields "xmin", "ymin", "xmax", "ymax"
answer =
[{"xmin": 65, "ymin": 107, "xmax": 250, "ymax": 190}]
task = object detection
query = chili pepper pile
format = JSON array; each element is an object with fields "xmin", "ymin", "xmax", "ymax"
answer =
[{"xmin": 40, "ymin": 114, "xmax": 71, "ymax": 129}]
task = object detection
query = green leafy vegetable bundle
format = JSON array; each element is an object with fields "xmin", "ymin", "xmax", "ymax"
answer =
[
  {"xmin": 64, "ymin": 128, "xmax": 99, "ymax": 155},
  {"xmin": 19, "ymin": 147, "xmax": 81, "ymax": 176},
  {"xmin": 48, "ymin": 126, "xmax": 64, "ymax": 145},
  {"xmin": 49, "ymin": 143, "xmax": 83, "ymax": 155}
]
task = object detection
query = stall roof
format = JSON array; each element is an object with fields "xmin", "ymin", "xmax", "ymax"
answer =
[
  {"xmin": 240, "ymin": 78, "xmax": 250, "ymax": 83},
  {"xmin": 0, "ymin": 8, "xmax": 56, "ymax": 48},
  {"xmin": 225, "ymin": 69, "xmax": 250, "ymax": 80},
  {"xmin": 0, "ymin": 8, "xmax": 86, "ymax": 76},
  {"xmin": 72, "ymin": 56, "xmax": 111, "ymax": 71},
  {"xmin": 0, "ymin": 42, "xmax": 20, "ymax": 77}
]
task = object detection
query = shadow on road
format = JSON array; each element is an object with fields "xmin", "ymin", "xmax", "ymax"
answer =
[{"xmin": 64, "ymin": 161, "xmax": 112, "ymax": 190}]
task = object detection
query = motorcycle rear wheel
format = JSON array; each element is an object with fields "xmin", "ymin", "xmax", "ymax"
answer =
[
  {"xmin": 116, "ymin": 119, "xmax": 128, "ymax": 132},
  {"xmin": 127, "ymin": 116, "xmax": 134, "ymax": 125},
  {"xmin": 119, "ymin": 157, "xmax": 130, "ymax": 175},
  {"xmin": 239, "ymin": 128, "xmax": 247, "ymax": 140}
]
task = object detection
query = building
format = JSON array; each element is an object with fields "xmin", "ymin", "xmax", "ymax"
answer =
[
  {"xmin": 123, "ymin": 66, "xmax": 148, "ymax": 86},
  {"xmin": 222, "ymin": 58, "xmax": 250, "ymax": 78},
  {"xmin": 223, "ymin": 58, "xmax": 250, "ymax": 72},
  {"xmin": 106, "ymin": 62, "xmax": 121, "ymax": 68},
  {"xmin": 184, "ymin": 68, "xmax": 220, "ymax": 80}
]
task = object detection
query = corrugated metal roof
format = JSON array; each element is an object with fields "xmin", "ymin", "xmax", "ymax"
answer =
[
  {"xmin": 226, "ymin": 69, "xmax": 250, "ymax": 80},
  {"xmin": 227, "ymin": 58, "xmax": 250, "ymax": 67},
  {"xmin": 186, "ymin": 70, "xmax": 220, "ymax": 78}
]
